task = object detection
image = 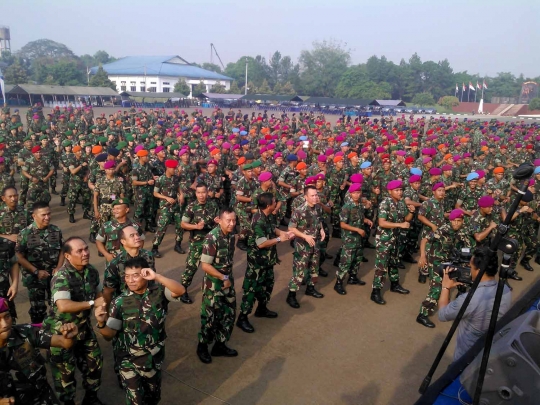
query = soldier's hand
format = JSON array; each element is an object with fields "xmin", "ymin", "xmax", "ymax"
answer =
[
  {"xmin": 304, "ymin": 235, "xmax": 316, "ymax": 247},
  {"xmin": 279, "ymin": 232, "xmax": 290, "ymax": 241},
  {"xmin": 0, "ymin": 397, "xmax": 15, "ymax": 404},
  {"xmin": 141, "ymin": 268, "xmax": 156, "ymax": 280},
  {"xmin": 104, "ymin": 253, "xmax": 115, "ymax": 262},
  {"xmin": 7, "ymin": 284, "xmax": 18, "ymax": 300},
  {"xmin": 418, "ymin": 255, "xmax": 427, "ymax": 269},
  {"xmin": 357, "ymin": 228, "xmax": 366, "ymax": 237},
  {"xmin": 400, "ymin": 222, "xmax": 411, "ymax": 229},
  {"xmin": 196, "ymin": 221, "xmax": 205, "ymax": 230},
  {"xmin": 489, "ymin": 221, "xmax": 498, "ymax": 229},
  {"xmin": 320, "ymin": 228, "xmax": 326, "ymax": 241},
  {"xmin": 31, "ymin": 177, "xmax": 39, "ymax": 184},
  {"xmin": 223, "ymin": 279, "xmax": 232, "ymax": 289},
  {"xmin": 166, "ymin": 197, "xmax": 176, "ymax": 205},
  {"xmin": 60, "ymin": 323, "xmax": 78, "ymax": 339},
  {"xmin": 364, "ymin": 219, "xmax": 373, "ymax": 227},
  {"xmin": 94, "ymin": 212, "xmax": 100, "ymax": 220},
  {"xmin": 94, "ymin": 296, "xmax": 105, "ymax": 308},
  {"xmin": 94, "ymin": 304, "xmax": 108, "ymax": 323},
  {"xmin": 147, "ymin": 179, "xmax": 155, "ymax": 185},
  {"xmin": 37, "ymin": 270, "xmax": 49, "ymax": 280}
]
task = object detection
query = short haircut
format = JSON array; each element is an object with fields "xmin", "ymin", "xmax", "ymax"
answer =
[
  {"xmin": 32, "ymin": 201, "xmax": 50, "ymax": 213},
  {"xmin": 472, "ymin": 247, "xmax": 498, "ymax": 277},
  {"xmin": 124, "ymin": 256, "xmax": 149, "ymax": 270},
  {"xmin": 257, "ymin": 192, "xmax": 275, "ymax": 209},
  {"xmin": 195, "ymin": 182, "xmax": 208, "ymax": 190},
  {"xmin": 304, "ymin": 185, "xmax": 317, "ymax": 195},
  {"xmin": 118, "ymin": 225, "xmax": 137, "ymax": 241},
  {"xmin": 62, "ymin": 236, "xmax": 86, "ymax": 254},
  {"xmin": 219, "ymin": 206, "xmax": 236, "ymax": 218},
  {"xmin": 1, "ymin": 186, "xmax": 17, "ymax": 196}
]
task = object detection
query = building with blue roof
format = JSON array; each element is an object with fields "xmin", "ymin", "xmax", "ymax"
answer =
[{"xmin": 90, "ymin": 55, "xmax": 233, "ymax": 97}]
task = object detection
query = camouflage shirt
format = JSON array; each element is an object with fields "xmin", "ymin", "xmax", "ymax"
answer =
[
  {"xmin": 94, "ymin": 176, "xmax": 125, "ymax": 204},
  {"xmin": 425, "ymin": 222, "xmax": 474, "ymax": 264},
  {"xmin": 16, "ymin": 223, "xmax": 63, "ymax": 271},
  {"xmin": 339, "ymin": 200, "xmax": 365, "ymax": 242},
  {"xmin": 248, "ymin": 210, "xmax": 278, "ymax": 266},
  {"xmin": 418, "ymin": 198, "xmax": 446, "ymax": 238},
  {"xmin": 104, "ymin": 248, "xmax": 156, "ymax": 298},
  {"xmin": 95, "ymin": 218, "xmax": 145, "ymax": 255},
  {"xmin": 181, "ymin": 199, "xmax": 219, "ymax": 242},
  {"xmin": 457, "ymin": 185, "xmax": 484, "ymax": 211},
  {"xmin": 289, "ymin": 202, "xmax": 323, "ymax": 238},
  {"xmin": 200, "ymin": 227, "xmax": 235, "ymax": 276},
  {"xmin": 376, "ymin": 197, "xmax": 408, "ymax": 242},
  {"xmin": 153, "ymin": 174, "xmax": 180, "ymax": 209},
  {"xmin": 469, "ymin": 211, "xmax": 498, "ymax": 247},
  {"xmin": 235, "ymin": 176, "xmax": 258, "ymax": 211}
]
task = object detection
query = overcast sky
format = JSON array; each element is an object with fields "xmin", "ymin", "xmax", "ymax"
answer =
[{"xmin": 3, "ymin": 0, "xmax": 539, "ymax": 77}]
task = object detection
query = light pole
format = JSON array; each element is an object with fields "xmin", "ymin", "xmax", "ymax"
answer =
[{"xmin": 244, "ymin": 57, "xmax": 248, "ymax": 95}]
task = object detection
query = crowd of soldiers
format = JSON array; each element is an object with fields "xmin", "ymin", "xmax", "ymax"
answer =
[{"xmin": 1, "ymin": 101, "xmax": 540, "ymax": 404}]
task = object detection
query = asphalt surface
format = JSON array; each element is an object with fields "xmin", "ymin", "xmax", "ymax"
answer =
[{"xmin": 9, "ymin": 106, "xmax": 540, "ymax": 404}]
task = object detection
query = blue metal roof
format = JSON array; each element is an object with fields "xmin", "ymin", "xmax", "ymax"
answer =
[{"xmin": 90, "ymin": 56, "xmax": 233, "ymax": 81}]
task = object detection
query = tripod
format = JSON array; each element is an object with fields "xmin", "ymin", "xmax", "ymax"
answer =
[{"xmin": 418, "ymin": 163, "xmax": 534, "ymax": 405}]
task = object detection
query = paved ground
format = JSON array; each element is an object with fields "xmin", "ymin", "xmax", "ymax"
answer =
[{"xmin": 10, "ymin": 107, "xmax": 540, "ymax": 404}]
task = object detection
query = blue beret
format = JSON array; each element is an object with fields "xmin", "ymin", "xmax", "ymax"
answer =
[
  {"xmin": 534, "ymin": 167, "xmax": 540, "ymax": 175},
  {"xmin": 232, "ymin": 128, "xmax": 240, "ymax": 133},
  {"xmin": 466, "ymin": 172, "xmax": 479, "ymax": 181},
  {"xmin": 95, "ymin": 153, "xmax": 108, "ymax": 162},
  {"xmin": 410, "ymin": 168, "xmax": 423, "ymax": 176},
  {"xmin": 286, "ymin": 154, "xmax": 298, "ymax": 162},
  {"xmin": 360, "ymin": 161, "xmax": 372, "ymax": 169},
  {"xmin": 299, "ymin": 136, "xmax": 308, "ymax": 141},
  {"xmin": 107, "ymin": 148, "xmax": 120, "ymax": 157},
  {"xmin": 240, "ymin": 131, "xmax": 247, "ymax": 136},
  {"xmin": 240, "ymin": 140, "xmax": 249, "ymax": 146}
]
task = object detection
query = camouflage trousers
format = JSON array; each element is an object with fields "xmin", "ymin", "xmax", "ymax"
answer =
[
  {"xmin": 60, "ymin": 171, "xmax": 71, "ymax": 198},
  {"xmin": 97, "ymin": 203, "xmax": 114, "ymax": 229},
  {"xmin": 49, "ymin": 168, "xmax": 57, "ymax": 191},
  {"xmin": 419, "ymin": 261, "xmax": 443, "ymax": 317},
  {"xmin": 275, "ymin": 199, "xmax": 287, "ymax": 225},
  {"xmin": 0, "ymin": 283, "xmax": 17, "ymax": 320},
  {"xmin": 19, "ymin": 176, "xmax": 29, "ymax": 204},
  {"xmin": 522, "ymin": 224, "xmax": 538, "ymax": 262},
  {"xmin": 372, "ymin": 236, "xmax": 400, "ymax": 289},
  {"xmin": 67, "ymin": 180, "xmax": 91, "ymax": 215},
  {"xmin": 510, "ymin": 233, "xmax": 536, "ymax": 267},
  {"xmin": 13, "ymin": 382, "xmax": 59, "ymax": 405},
  {"xmin": 181, "ymin": 240, "xmax": 204, "ymax": 288},
  {"xmin": 27, "ymin": 182, "xmax": 51, "ymax": 209},
  {"xmin": 234, "ymin": 207, "xmax": 251, "ymax": 241},
  {"xmin": 22, "ymin": 270, "xmax": 51, "ymax": 323},
  {"xmin": 119, "ymin": 348, "xmax": 164, "ymax": 405},
  {"xmin": 152, "ymin": 204, "xmax": 183, "ymax": 247},
  {"xmin": 198, "ymin": 275, "xmax": 236, "ymax": 345},
  {"xmin": 320, "ymin": 221, "xmax": 330, "ymax": 262},
  {"xmin": 49, "ymin": 330, "xmax": 103, "ymax": 402},
  {"xmin": 288, "ymin": 239, "xmax": 320, "ymax": 291},
  {"xmin": 240, "ymin": 262, "xmax": 275, "ymax": 315},
  {"xmin": 330, "ymin": 198, "xmax": 341, "ymax": 232},
  {"xmin": 337, "ymin": 239, "xmax": 363, "ymax": 281},
  {"xmin": 362, "ymin": 208, "xmax": 375, "ymax": 245},
  {"xmin": 133, "ymin": 189, "xmax": 155, "ymax": 224}
]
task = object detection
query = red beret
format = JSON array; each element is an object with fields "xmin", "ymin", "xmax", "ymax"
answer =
[
  {"xmin": 165, "ymin": 159, "xmax": 178, "ymax": 168},
  {"xmin": 31, "ymin": 146, "xmax": 41, "ymax": 153}
]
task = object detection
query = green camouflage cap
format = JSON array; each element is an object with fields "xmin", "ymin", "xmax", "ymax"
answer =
[
  {"xmin": 62, "ymin": 140, "xmax": 72, "ymax": 147},
  {"xmin": 39, "ymin": 135, "xmax": 48, "ymax": 141},
  {"xmin": 251, "ymin": 160, "xmax": 262, "ymax": 168},
  {"xmin": 117, "ymin": 141, "xmax": 127, "ymax": 149},
  {"xmin": 65, "ymin": 130, "xmax": 73, "ymax": 136},
  {"xmin": 112, "ymin": 197, "xmax": 130, "ymax": 206},
  {"xmin": 188, "ymin": 141, "xmax": 197, "ymax": 148},
  {"xmin": 98, "ymin": 137, "xmax": 107, "ymax": 143},
  {"xmin": 164, "ymin": 138, "xmax": 174, "ymax": 146},
  {"xmin": 68, "ymin": 123, "xmax": 76, "ymax": 129},
  {"xmin": 125, "ymin": 134, "xmax": 134, "ymax": 141},
  {"xmin": 243, "ymin": 163, "xmax": 253, "ymax": 170},
  {"xmin": 40, "ymin": 125, "xmax": 48, "ymax": 131},
  {"xmin": 23, "ymin": 136, "xmax": 32, "ymax": 142},
  {"xmin": 169, "ymin": 144, "xmax": 179, "ymax": 151},
  {"xmin": 148, "ymin": 142, "xmax": 157, "ymax": 149}
]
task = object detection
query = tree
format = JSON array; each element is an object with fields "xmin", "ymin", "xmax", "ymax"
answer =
[
  {"xmin": 193, "ymin": 80, "xmax": 207, "ymax": 95},
  {"xmin": 280, "ymin": 82, "xmax": 296, "ymax": 96},
  {"xmin": 45, "ymin": 59, "xmax": 85, "ymax": 85},
  {"xmin": 89, "ymin": 65, "xmax": 116, "ymax": 89},
  {"xmin": 257, "ymin": 79, "xmax": 272, "ymax": 94},
  {"xmin": 412, "ymin": 91, "xmax": 435, "ymax": 106},
  {"xmin": 224, "ymin": 56, "xmax": 269, "ymax": 88},
  {"xmin": 201, "ymin": 63, "xmax": 222, "ymax": 74},
  {"xmin": 174, "ymin": 80, "xmax": 191, "ymax": 95},
  {"xmin": 210, "ymin": 81, "xmax": 227, "ymax": 93},
  {"xmin": 227, "ymin": 81, "xmax": 241, "ymax": 94},
  {"xmin": 17, "ymin": 39, "xmax": 77, "ymax": 63},
  {"xmin": 4, "ymin": 58, "xmax": 29, "ymax": 84},
  {"xmin": 529, "ymin": 98, "xmax": 540, "ymax": 111},
  {"xmin": 93, "ymin": 50, "xmax": 115, "ymax": 65},
  {"xmin": 438, "ymin": 96, "xmax": 460, "ymax": 109}
]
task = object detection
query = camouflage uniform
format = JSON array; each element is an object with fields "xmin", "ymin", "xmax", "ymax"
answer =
[
  {"xmin": 0, "ymin": 204, "xmax": 29, "ymax": 319},
  {"xmin": 240, "ymin": 210, "xmax": 278, "ymax": 315},
  {"xmin": 93, "ymin": 176, "xmax": 125, "ymax": 228},
  {"xmin": 403, "ymin": 185, "xmax": 421, "ymax": 250},
  {"xmin": 0, "ymin": 170, "xmax": 14, "ymax": 193},
  {"xmin": 95, "ymin": 218, "xmax": 145, "ymax": 259},
  {"xmin": 372, "ymin": 196, "xmax": 408, "ymax": 289},
  {"xmin": 234, "ymin": 176, "xmax": 258, "ymax": 242},
  {"xmin": 337, "ymin": 200, "xmax": 365, "ymax": 281},
  {"xmin": 198, "ymin": 227, "xmax": 236, "ymax": 345},
  {"xmin": 131, "ymin": 162, "xmax": 155, "ymax": 226},
  {"xmin": 59, "ymin": 151, "xmax": 72, "ymax": 200},
  {"xmin": 0, "ymin": 323, "xmax": 59, "ymax": 405},
  {"xmin": 417, "ymin": 198, "xmax": 446, "ymax": 276},
  {"xmin": 469, "ymin": 210, "xmax": 498, "ymax": 249},
  {"xmin": 16, "ymin": 223, "xmax": 63, "ymax": 323},
  {"xmin": 152, "ymin": 173, "xmax": 182, "ymax": 248},
  {"xmin": 43, "ymin": 261, "xmax": 102, "ymax": 403},
  {"xmin": 288, "ymin": 202, "xmax": 323, "ymax": 290},
  {"xmin": 104, "ymin": 249, "xmax": 156, "ymax": 297},
  {"xmin": 107, "ymin": 284, "xmax": 180, "ymax": 405},
  {"xmin": 22, "ymin": 156, "xmax": 52, "ymax": 209},
  {"xmin": 17, "ymin": 147, "xmax": 33, "ymax": 205},
  {"xmin": 180, "ymin": 199, "xmax": 219, "ymax": 288},
  {"xmin": 67, "ymin": 155, "xmax": 91, "ymax": 216}
]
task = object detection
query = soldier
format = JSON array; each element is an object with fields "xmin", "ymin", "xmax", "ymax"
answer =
[
  {"xmin": 16, "ymin": 202, "xmax": 64, "ymax": 323},
  {"xmin": 179, "ymin": 183, "xmax": 219, "ymax": 304},
  {"xmin": 67, "ymin": 145, "xmax": 92, "ymax": 223},
  {"xmin": 234, "ymin": 162, "xmax": 258, "ymax": 250},
  {"xmin": 236, "ymin": 192, "xmax": 293, "ymax": 333},
  {"xmin": 131, "ymin": 149, "xmax": 156, "ymax": 232},
  {"xmin": 370, "ymin": 180, "xmax": 415, "ymax": 305},
  {"xmin": 455, "ymin": 172, "xmax": 483, "ymax": 217},
  {"xmin": 334, "ymin": 183, "xmax": 373, "ymax": 295},
  {"xmin": 151, "ymin": 159, "xmax": 183, "ymax": 258},
  {"xmin": 0, "ymin": 297, "xmax": 79, "ymax": 405},
  {"xmin": 59, "ymin": 140, "xmax": 73, "ymax": 206},
  {"xmin": 196, "ymin": 207, "xmax": 238, "ymax": 364},
  {"xmin": 0, "ymin": 186, "xmax": 29, "ymax": 320},
  {"xmin": 43, "ymin": 237, "xmax": 104, "ymax": 405},
  {"xmin": 22, "ymin": 145, "xmax": 53, "ymax": 209},
  {"xmin": 416, "ymin": 209, "xmax": 472, "ymax": 328},
  {"xmin": 17, "ymin": 137, "xmax": 34, "ymax": 205},
  {"xmin": 0, "ymin": 157, "xmax": 14, "ymax": 192},
  {"xmin": 94, "ymin": 258, "xmax": 184, "ymax": 405},
  {"xmin": 92, "ymin": 160, "xmax": 125, "ymax": 239},
  {"xmin": 286, "ymin": 185, "xmax": 326, "ymax": 309}
]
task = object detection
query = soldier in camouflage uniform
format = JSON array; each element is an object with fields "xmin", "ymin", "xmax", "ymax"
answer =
[
  {"xmin": 234, "ymin": 162, "xmax": 258, "ymax": 250},
  {"xmin": 0, "ymin": 186, "xmax": 29, "ymax": 320},
  {"xmin": 236, "ymin": 192, "xmax": 292, "ymax": 333},
  {"xmin": 93, "ymin": 160, "xmax": 125, "ymax": 231},
  {"xmin": 179, "ymin": 183, "xmax": 219, "ymax": 304},
  {"xmin": 370, "ymin": 180, "xmax": 415, "ymax": 305},
  {"xmin": 151, "ymin": 159, "xmax": 183, "ymax": 257},
  {"xmin": 67, "ymin": 145, "xmax": 92, "ymax": 223},
  {"xmin": 58, "ymin": 140, "xmax": 73, "ymax": 206},
  {"xmin": 132, "ymin": 149, "xmax": 156, "ymax": 232},
  {"xmin": 416, "ymin": 210, "xmax": 473, "ymax": 328},
  {"xmin": 334, "ymin": 184, "xmax": 373, "ymax": 295},
  {"xmin": 16, "ymin": 202, "xmax": 64, "ymax": 323},
  {"xmin": 286, "ymin": 186, "xmax": 326, "ymax": 308},
  {"xmin": 42, "ymin": 237, "xmax": 104, "ymax": 405},
  {"xmin": 0, "ymin": 297, "xmax": 80, "ymax": 405},
  {"xmin": 328, "ymin": 156, "xmax": 348, "ymax": 237},
  {"xmin": 455, "ymin": 172, "xmax": 483, "ymax": 216},
  {"xmin": 17, "ymin": 138, "xmax": 33, "ymax": 205},
  {"xmin": 94, "ymin": 258, "xmax": 185, "ymax": 405},
  {"xmin": 196, "ymin": 207, "xmax": 238, "ymax": 364},
  {"xmin": 0, "ymin": 157, "xmax": 14, "ymax": 192},
  {"xmin": 22, "ymin": 146, "xmax": 54, "ymax": 209},
  {"xmin": 276, "ymin": 154, "xmax": 299, "ymax": 223}
]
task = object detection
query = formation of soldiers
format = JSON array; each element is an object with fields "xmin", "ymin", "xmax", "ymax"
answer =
[{"xmin": 1, "ymin": 101, "xmax": 540, "ymax": 404}]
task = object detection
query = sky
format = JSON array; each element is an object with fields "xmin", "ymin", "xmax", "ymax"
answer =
[{"xmin": 2, "ymin": 0, "xmax": 540, "ymax": 77}]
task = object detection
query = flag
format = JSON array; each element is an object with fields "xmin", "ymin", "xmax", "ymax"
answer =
[
  {"xmin": 469, "ymin": 82, "xmax": 475, "ymax": 91},
  {"xmin": 0, "ymin": 68, "xmax": 5, "ymax": 105},
  {"xmin": 462, "ymin": 83, "xmax": 466, "ymax": 92},
  {"xmin": 483, "ymin": 80, "xmax": 488, "ymax": 90},
  {"xmin": 455, "ymin": 84, "xmax": 458, "ymax": 94},
  {"xmin": 477, "ymin": 81, "xmax": 481, "ymax": 90}
]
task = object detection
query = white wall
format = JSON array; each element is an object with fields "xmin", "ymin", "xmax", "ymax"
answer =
[{"xmin": 109, "ymin": 75, "xmax": 231, "ymax": 97}]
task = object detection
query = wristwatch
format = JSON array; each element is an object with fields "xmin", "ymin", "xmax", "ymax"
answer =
[
  {"xmin": 276, "ymin": 237, "xmax": 281, "ymax": 242},
  {"xmin": 222, "ymin": 275, "xmax": 229, "ymax": 281},
  {"xmin": 97, "ymin": 322, "xmax": 106, "ymax": 329},
  {"xmin": 88, "ymin": 300, "xmax": 95, "ymax": 308}
]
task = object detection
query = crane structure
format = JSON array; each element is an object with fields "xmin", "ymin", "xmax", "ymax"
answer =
[{"xmin": 210, "ymin": 43, "xmax": 226, "ymax": 70}]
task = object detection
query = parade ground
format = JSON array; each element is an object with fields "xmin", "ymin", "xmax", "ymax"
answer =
[{"xmin": 10, "ymin": 107, "xmax": 540, "ymax": 405}]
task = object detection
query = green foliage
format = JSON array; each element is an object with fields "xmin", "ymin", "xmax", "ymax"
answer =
[
  {"xmin": 210, "ymin": 81, "xmax": 227, "ymax": 94},
  {"xmin": 257, "ymin": 79, "xmax": 272, "ymax": 94},
  {"xmin": 438, "ymin": 96, "xmax": 460, "ymax": 109},
  {"xmin": 3, "ymin": 58, "xmax": 29, "ymax": 84},
  {"xmin": 412, "ymin": 92, "xmax": 436, "ymax": 106},
  {"xmin": 529, "ymin": 98, "xmax": 540, "ymax": 111},
  {"xmin": 280, "ymin": 82, "xmax": 296, "ymax": 95},
  {"xmin": 18, "ymin": 39, "xmax": 77, "ymax": 63},
  {"xmin": 174, "ymin": 80, "xmax": 191, "ymax": 95},
  {"xmin": 201, "ymin": 63, "xmax": 222, "ymax": 73},
  {"xmin": 89, "ymin": 65, "xmax": 116, "ymax": 89},
  {"xmin": 193, "ymin": 80, "xmax": 206, "ymax": 95},
  {"xmin": 227, "ymin": 81, "xmax": 241, "ymax": 94}
]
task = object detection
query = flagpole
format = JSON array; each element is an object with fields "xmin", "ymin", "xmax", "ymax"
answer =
[
  {"xmin": 460, "ymin": 87, "xmax": 463, "ymax": 102},
  {"xmin": 474, "ymin": 86, "xmax": 477, "ymax": 102},
  {"xmin": 468, "ymin": 86, "xmax": 470, "ymax": 102}
]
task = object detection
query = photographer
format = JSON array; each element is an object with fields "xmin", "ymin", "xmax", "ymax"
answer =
[{"xmin": 438, "ymin": 247, "xmax": 512, "ymax": 361}]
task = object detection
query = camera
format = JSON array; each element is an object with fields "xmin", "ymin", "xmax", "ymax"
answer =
[{"xmin": 436, "ymin": 247, "xmax": 473, "ymax": 286}]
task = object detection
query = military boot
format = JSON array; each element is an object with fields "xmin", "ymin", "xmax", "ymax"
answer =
[
  {"xmin": 145, "ymin": 222, "xmax": 156, "ymax": 233},
  {"xmin": 81, "ymin": 390, "xmax": 104, "ymax": 405},
  {"xmin": 197, "ymin": 342, "xmax": 212, "ymax": 364},
  {"xmin": 211, "ymin": 341, "xmax": 238, "ymax": 357},
  {"xmin": 89, "ymin": 233, "xmax": 96, "ymax": 244},
  {"xmin": 390, "ymin": 281, "xmax": 410, "ymax": 294},
  {"xmin": 334, "ymin": 279, "xmax": 346, "ymax": 295},
  {"xmin": 60, "ymin": 197, "xmax": 66, "ymax": 206},
  {"xmin": 236, "ymin": 238, "xmax": 247, "ymax": 251},
  {"xmin": 348, "ymin": 274, "xmax": 366, "ymax": 285},
  {"xmin": 305, "ymin": 285, "xmax": 324, "ymax": 298},
  {"xmin": 151, "ymin": 246, "xmax": 162, "ymax": 258},
  {"xmin": 254, "ymin": 302, "xmax": 278, "ymax": 318},
  {"xmin": 416, "ymin": 314, "xmax": 435, "ymax": 328},
  {"xmin": 370, "ymin": 288, "xmax": 386, "ymax": 305},
  {"xmin": 520, "ymin": 259, "xmax": 534, "ymax": 271},
  {"xmin": 286, "ymin": 291, "xmax": 300, "ymax": 308},
  {"xmin": 418, "ymin": 274, "xmax": 427, "ymax": 284},
  {"xmin": 83, "ymin": 211, "xmax": 93, "ymax": 220},
  {"xmin": 69, "ymin": 214, "xmax": 75, "ymax": 223},
  {"xmin": 180, "ymin": 291, "xmax": 193, "ymax": 304},
  {"xmin": 174, "ymin": 242, "xmax": 186, "ymax": 254},
  {"xmin": 236, "ymin": 314, "xmax": 255, "ymax": 333},
  {"xmin": 402, "ymin": 252, "xmax": 417, "ymax": 264},
  {"xmin": 318, "ymin": 267, "xmax": 328, "ymax": 277}
]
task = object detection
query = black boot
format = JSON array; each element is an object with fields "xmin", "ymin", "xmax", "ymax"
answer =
[
  {"xmin": 145, "ymin": 223, "xmax": 156, "ymax": 233},
  {"xmin": 197, "ymin": 342, "xmax": 212, "ymax": 364},
  {"xmin": 390, "ymin": 281, "xmax": 410, "ymax": 294},
  {"xmin": 370, "ymin": 288, "xmax": 386, "ymax": 305},
  {"xmin": 318, "ymin": 267, "xmax": 328, "ymax": 277},
  {"xmin": 83, "ymin": 211, "xmax": 93, "ymax": 220},
  {"xmin": 236, "ymin": 238, "xmax": 247, "ymax": 251},
  {"xmin": 81, "ymin": 390, "xmax": 104, "ymax": 405},
  {"xmin": 51, "ymin": 189, "xmax": 59, "ymax": 195},
  {"xmin": 325, "ymin": 252, "xmax": 333, "ymax": 259},
  {"xmin": 334, "ymin": 279, "xmax": 347, "ymax": 295},
  {"xmin": 305, "ymin": 285, "xmax": 324, "ymax": 298},
  {"xmin": 332, "ymin": 229, "xmax": 341, "ymax": 239},
  {"xmin": 89, "ymin": 233, "xmax": 96, "ymax": 243},
  {"xmin": 333, "ymin": 252, "xmax": 341, "ymax": 267},
  {"xmin": 60, "ymin": 197, "xmax": 66, "ymax": 206},
  {"xmin": 180, "ymin": 291, "xmax": 193, "ymax": 304},
  {"xmin": 362, "ymin": 257, "xmax": 368, "ymax": 262},
  {"xmin": 236, "ymin": 314, "xmax": 255, "ymax": 333},
  {"xmin": 254, "ymin": 302, "xmax": 278, "ymax": 318},
  {"xmin": 396, "ymin": 261, "xmax": 406, "ymax": 269},
  {"xmin": 416, "ymin": 314, "xmax": 435, "ymax": 328},
  {"xmin": 402, "ymin": 252, "xmax": 417, "ymax": 264},
  {"xmin": 520, "ymin": 259, "xmax": 534, "ymax": 271},
  {"xmin": 151, "ymin": 246, "xmax": 162, "ymax": 258},
  {"xmin": 418, "ymin": 274, "xmax": 427, "ymax": 284},
  {"xmin": 536, "ymin": 256, "xmax": 540, "ymax": 266},
  {"xmin": 69, "ymin": 214, "xmax": 75, "ymax": 223},
  {"xmin": 364, "ymin": 240, "xmax": 376, "ymax": 249},
  {"xmin": 348, "ymin": 274, "xmax": 366, "ymax": 285},
  {"xmin": 174, "ymin": 242, "xmax": 186, "ymax": 254},
  {"xmin": 211, "ymin": 341, "xmax": 238, "ymax": 357},
  {"xmin": 286, "ymin": 291, "xmax": 300, "ymax": 308},
  {"xmin": 508, "ymin": 271, "xmax": 522, "ymax": 281}
]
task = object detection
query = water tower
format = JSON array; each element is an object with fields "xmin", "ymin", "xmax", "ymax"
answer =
[{"xmin": 0, "ymin": 26, "xmax": 11, "ymax": 56}]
